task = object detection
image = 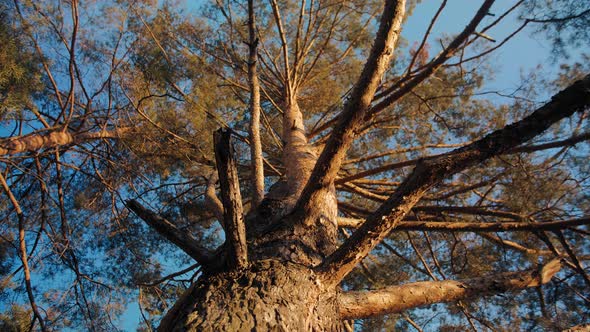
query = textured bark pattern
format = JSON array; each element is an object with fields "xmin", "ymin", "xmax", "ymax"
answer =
[
  {"xmin": 282, "ymin": 101, "xmax": 317, "ymax": 200},
  {"xmin": 214, "ymin": 128, "xmax": 248, "ymax": 269},
  {"xmin": 243, "ymin": 100, "xmax": 322, "ymax": 244},
  {"xmin": 175, "ymin": 260, "xmax": 341, "ymax": 331},
  {"xmin": 0, "ymin": 128, "xmax": 127, "ymax": 155},
  {"xmin": 247, "ymin": 0, "xmax": 265, "ymax": 207},
  {"xmin": 249, "ymin": 182, "xmax": 339, "ymax": 266},
  {"xmin": 240, "ymin": 96, "xmax": 339, "ymax": 267},
  {"xmin": 339, "ymin": 259, "xmax": 561, "ymax": 319}
]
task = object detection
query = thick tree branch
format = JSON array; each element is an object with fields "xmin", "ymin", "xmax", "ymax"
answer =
[
  {"xmin": 248, "ymin": 0, "xmax": 265, "ymax": 207},
  {"xmin": 214, "ymin": 128, "xmax": 248, "ymax": 269},
  {"xmin": 126, "ymin": 200, "xmax": 214, "ymax": 265},
  {"xmin": 370, "ymin": 0, "xmax": 496, "ymax": 114},
  {"xmin": 337, "ymin": 131, "xmax": 590, "ymax": 185},
  {"xmin": 318, "ymin": 74, "xmax": 590, "ymax": 285},
  {"xmin": 339, "ymin": 259, "xmax": 561, "ymax": 319},
  {"xmin": 295, "ymin": 0, "xmax": 406, "ymax": 217},
  {"xmin": 0, "ymin": 127, "xmax": 128, "ymax": 156},
  {"xmin": 337, "ymin": 216, "xmax": 590, "ymax": 232}
]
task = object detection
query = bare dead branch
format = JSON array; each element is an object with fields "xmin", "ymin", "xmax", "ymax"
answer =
[
  {"xmin": 339, "ymin": 259, "xmax": 561, "ymax": 319},
  {"xmin": 126, "ymin": 200, "xmax": 214, "ymax": 265},
  {"xmin": 0, "ymin": 172, "xmax": 47, "ymax": 331},
  {"xmin": 214, "ymin": 128, "xmax": 248, "ymax": 269},
  {"xmin": 474, "ymin": 31, "xmax": 496, "ymax": 42}
]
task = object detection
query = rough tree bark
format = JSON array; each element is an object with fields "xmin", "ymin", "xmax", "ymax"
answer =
[
  {"xmin": 340, "ymin": 259, "xmax": 561, "ymax": 319},
  {"xmin": 0, "ymin": 127, "xmax": 128, "ymax": 156},
  {"xmin": 247, "ymin": 0, "xmax": 265, "ymax": 208}
]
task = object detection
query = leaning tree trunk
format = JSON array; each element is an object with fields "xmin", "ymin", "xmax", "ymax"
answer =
[
  {"xmin": 153, "ymin": 96, "xmax": 342, "ymax": 330},
  {"xmin": 156, "ymin": 122, "xmax": 342, "ymax": 330}
]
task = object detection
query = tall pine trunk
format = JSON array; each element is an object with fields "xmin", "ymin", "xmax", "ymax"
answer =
[
  {"xmin": 167, "ymin": 260, "xmax": 341, "ymax": 331},
  {"xmin": 158, "ymin": 99, "xmax": 341, "ymax": 331}
]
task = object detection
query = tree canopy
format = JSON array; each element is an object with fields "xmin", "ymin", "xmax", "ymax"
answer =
[{"xmin": 0, "ymin": 0, "xmax": 589, "ymax": 330}]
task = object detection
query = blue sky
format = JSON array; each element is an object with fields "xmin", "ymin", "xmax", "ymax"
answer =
[{"xmin": 403, "ymin": 1, "xmax": 565, "ymax": 92}]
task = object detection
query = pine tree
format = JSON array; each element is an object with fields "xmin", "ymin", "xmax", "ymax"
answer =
[{"xmin": 0, "ymin": 0, "xmax": 589, "ymax": 330}]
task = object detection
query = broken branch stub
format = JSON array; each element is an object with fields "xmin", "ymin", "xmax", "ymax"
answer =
[{"xmin": 214, "ymin": 128, "xmax": 248, "ymax": 269}]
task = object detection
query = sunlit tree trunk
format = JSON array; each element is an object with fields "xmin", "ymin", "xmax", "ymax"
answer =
[
  {"xmin": 0, "ymin": 128, "xmax": 128, "ymax": 156},
  {"xmin": 164, "ymin": 261, "xmax": 342, "ymax": 331}
]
